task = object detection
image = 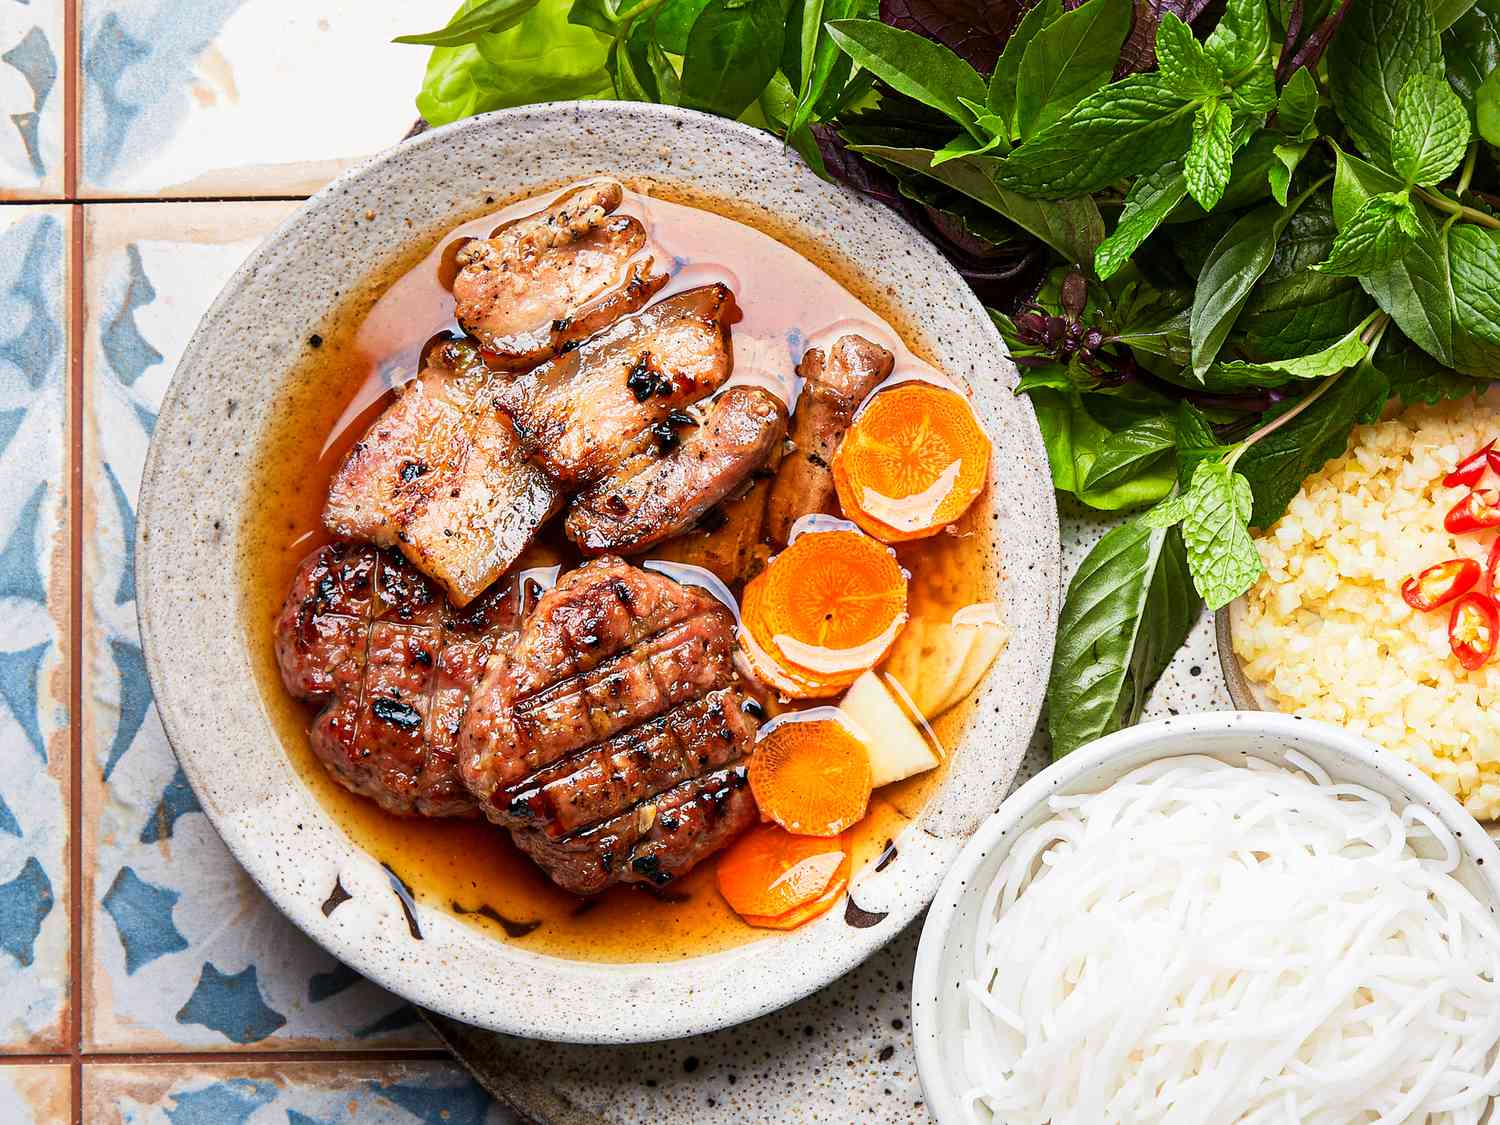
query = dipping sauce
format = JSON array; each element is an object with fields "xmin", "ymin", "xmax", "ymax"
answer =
[{"xmin": 239, "ymin": 181, "xmax": 1002, "ymax": 961}]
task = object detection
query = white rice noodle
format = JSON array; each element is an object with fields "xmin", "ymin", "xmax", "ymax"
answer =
[{"xmin": 959, "ymin": 754, "xmax": 1500, "ymax": 1124}]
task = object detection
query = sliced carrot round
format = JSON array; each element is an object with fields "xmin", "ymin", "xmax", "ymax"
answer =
[
  {"xmin": 740, "ymin": 526, "xmax": 909, "ymax": 699},
  {"xmin": 748, "ymin": 710, "xmax": 872, "ymax": 836},
  {"xmin": 739, "ymin": 852, "xmax": 850, "ymax": 929},
  {"xmin": 717, "ymin": 824, "xmax": 848, "ymax": 918},
  {"xmin": 833, "ymin": 382, "xmax": 991, "ymax": 542}
]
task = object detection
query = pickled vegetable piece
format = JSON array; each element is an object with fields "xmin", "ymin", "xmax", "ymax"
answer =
[
  {"xmin": 716, "ymin": 824, "xmax": 848, "ymax": 919},
  {"xmin": 832, "ymin": 383, "xmax": 991, "ymax": 542},
  {"xmin": 747, "ymin": 711, "xmax": 873, "ymax": 836},
  {"xmin": 738, "ymin": 854, "xmax": 851, "ymax": 929},
  {"xmin": 740, "ymin": 526, "xmax": 908, "ymax": 698}
]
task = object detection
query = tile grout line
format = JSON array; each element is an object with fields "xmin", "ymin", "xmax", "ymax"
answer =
[
  {"xmin": 5, "ymin": 195, "xmax": 315, "ymax": 206},
  {"xmin": 67, "ymin": 199, "xmax": 83, "ymax": 1124},
  {"xmin": 2, "ymin": 1048, "xmax": 455, "ymax": 1064},
  {"xmin": 65, "ymin": 0, "xmax": 82, "ymax": 1119}
]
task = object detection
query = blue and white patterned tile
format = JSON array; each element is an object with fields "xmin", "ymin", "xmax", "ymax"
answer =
[
  {"xmin": 0, "ymin": 1, "xmax": 64, "ymax": 198},
  {"xmin": 82, "ymin": 201, "xmax": 434, "ymax": 1050},
  {"xmin": 0, "ymin": 205, "xmax": 71, "ymax": 1052},
  {"xmin": 0, "ymin": 1063, "xmax": 72, "ymax": 1122},
  {"xmin": 81, "ymin": 0, "xmax": 454, "ymax": 198},
  {"xmin": 84, "ymin": 1061, "xmax": 518, "ymax": 1124}
]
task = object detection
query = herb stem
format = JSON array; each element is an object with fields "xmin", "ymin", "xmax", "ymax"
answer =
[
  {"xmin": 1457, "ymin": 143, "xmax": 1478, "ymax": 198},
  {"xmin": 1225, "ymin": 370, "xmax": 1345, "ymax": 472},
  {"xmin": 1415, "ymin": 186, "xmax": 1500, "ymax": 230},
  {"xmin": 1223, "ymin": 314, "xmax": 1389, "ymax": 472}
]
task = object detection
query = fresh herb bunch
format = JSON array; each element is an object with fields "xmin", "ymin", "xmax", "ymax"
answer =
[{"xmin": 400, "ymin": 0, "xmax": 1500, "ymax": 758}]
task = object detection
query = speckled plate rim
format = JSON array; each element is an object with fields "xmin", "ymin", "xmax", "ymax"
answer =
[
  {"xmin": 909, "ymin": 710, "xmax": 1500, "ymax": 1122},
  {"xmin": 135, "ymin": 101, "xmax": 1061, "ymax": 1044}
]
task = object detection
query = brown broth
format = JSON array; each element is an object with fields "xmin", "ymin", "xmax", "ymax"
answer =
[{"xmin": 238, "ymin": 180, "xmax": 999, "ymax": 962}]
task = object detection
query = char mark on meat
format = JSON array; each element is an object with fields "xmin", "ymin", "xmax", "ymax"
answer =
[
  {"xmin": 493, "ymin": 686, "xmax": 757, "ymax": 837},
  {"xmin": 766, "ymin": 334, "xmax": 893, "ymax": 545},
  {"xmin": 324, "ymin": 340, "xmax": 561, "ymax": 606},
  {"xmin": 458, "ymin": 557, "xmax": 736, "ymax": 802},
  {"xmin": 453, "ymin": 181, "xmax": 668, "ymax": 368},
  {"xmin": 511, "ymin": 764, "xmax": 756, "ymax": 896},
  {"xmin": 274, "ymin": 543, "xmax": 520, "ymax": 818},
  {"xmin": 565, "ymin": 386, "xmax": 787, "ymax": 556},
  {"xmin": 495, "ymin": 284, "xmax": 735, "ymax": 488}
]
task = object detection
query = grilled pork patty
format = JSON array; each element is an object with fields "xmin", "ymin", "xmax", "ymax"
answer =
[
  {"xmin": 274, "ymin": 542, "xmax": 521, "ymax": 818},
  {"xmin": 458, "ymin": 558, "xmax": 758, "ymax": 895}
]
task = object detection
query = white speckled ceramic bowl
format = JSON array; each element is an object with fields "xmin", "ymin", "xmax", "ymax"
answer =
[
  {"xmin": 136, "ymin": 103, "xmax": 1060, "ymax": 1043},
  {"xmin": 911, "ymin": 711, "xmax": 1500, "ymax": 1121}
]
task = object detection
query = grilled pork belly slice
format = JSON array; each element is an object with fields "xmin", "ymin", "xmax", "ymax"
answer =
[
  {"xmin": 765, "ymin": 334, "xmax": 893, "ymax": 545},
  {"xmin": 564, "ymin": 386, "xmax": 788, "ymax": 556},
  {"xmin": 274, "ymin": 543, "xmax": 521, "ymax": 818},
  {"xmin": 453, "ymin": 181, "xmax": 667, "ymax": 368},
  {"xmin": 492, "ymin": 686, "xmax": 757, "ymax": 837},
  {"xmin": 496, "ymin": 284, "xmax": 736, "ymax": 488},
  {"xmin": 323, "ymin": 340, "xmax": 561, "ymax": 607},
  {"xmin": 459, "ymin": 557, "xmax": 737, "ymax": 803},
  {"xmin": 511, "ymin": 764, "xmax": 756, "ymax": 895}
]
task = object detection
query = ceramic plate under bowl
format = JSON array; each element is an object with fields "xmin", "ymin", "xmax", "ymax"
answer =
[
  {"xmin": 911, "ymin": 711, "xmax": 1500, "ymax": 1122},
  {"xmin": 135, "ymin": 103, "xmax": 1060, "ymax": 1043}
]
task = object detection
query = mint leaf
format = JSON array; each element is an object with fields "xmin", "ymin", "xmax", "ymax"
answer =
[
  {"xmin": 1315, "ymin": 192, "xmax": 1418, "ymax": 276},
  {"xmin": 1275, "ymin": 67, "xmax": 1320, "ymax": 140},
  {"xmin": 1140, "ymin": 492, "xmax": 1190, "ymax": 528},
  {"xmin": 1190, "ymin": 186, "xmax": 1320, "ymax": 379},
  {"xmin": 1204, "ymin": 0, "xmax": 1270, "ymax": 75},
  {"xmin": 1237, "ymin": 357, "xmax": 1391, "ymax": 528},
  {"xmin": 1185, "ymin": 98, "xmax": 1235, "ymax": 210},
  {"xmin": 1208, "ymin": 312, "xmax": 1377, "ymax": 387},
  {"xmin": 1155, "ymin": 12, "xmax": 1221, "ymax": 97},
  {"xmin": 825, "ymin": 20, "xmax": 987, "ymax": 134},
  {"xmin": 1241, "ymin": 270, "xmax": 1375, "ymax": 361},
  {"xmin": 987, "ymin": 0, "xmax": 1061, "ymax": 130},
  {"xmin": 1180, "ymin": 460, "xmax": 1262, "ymax": 611},
  {"xmin": 1327, "ymin": 0, "xmax": 1443, "ymax": 170},
  {"xmin": 1477, "ymin": 66, "xmax": 1500, "ymax": 146},
  {"xmin": 1014, "ymin": 0, "xmax": 1131, "ymax": 142},
  {"xmin": 1048, "ymin": 522, "xmax": 1199, "ymax": 759},
  {"xmin": 1094, "ymin": 162, "xmax": 1188, "ymax": 280},
  {"xmin": 1451, "ymin": 223, "xmax": 1500, "ymax": 351},
  {"xmin": 994, "ymin": 73, "xmax": 1197, "ymax": 198},
  {"xmin": 1330, "ymin": 144, "xmax": 1456, "ymax": 365},
  {"xmin": 1081, "ymin": 414, "xmax": 1178, "ymax": 492},
  {"xmin": 1174, "ymin": 401, "xmax": 1229, "ymax": 486},
  {"xmin": 1391, "ymin": 74, "xmax": 1471, "ymax": 187}
]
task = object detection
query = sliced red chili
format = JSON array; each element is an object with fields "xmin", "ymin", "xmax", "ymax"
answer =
[
  {"xmin": 1402, "ymin": 558, "xmax": 1481, "ymax": 611},
  {"xmin": 1489, "ymin": 539, "xmax": 1500, "ymax": 597},
  {"xmin": 1444, "ymin": 441, "xmax": 1496, "ymax": 488},
  {"xmin": 1450, "ymin": 593, "xmax": 1500, "ymax": 670},
  {"xmin": 1445, "ymin": 489, "xmax": 1500, "ymax": 534}
]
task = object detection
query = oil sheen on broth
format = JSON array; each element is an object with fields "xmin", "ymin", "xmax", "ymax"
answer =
[{"xmin": 239, "ymin": 181, "xmax": 1000, "ymax": 963}]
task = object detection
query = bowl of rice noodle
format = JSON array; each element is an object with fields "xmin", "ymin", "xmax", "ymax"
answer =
[{"xmin": 912, "ymin": 710, "xmax": 1500, "ymax": 1124}]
